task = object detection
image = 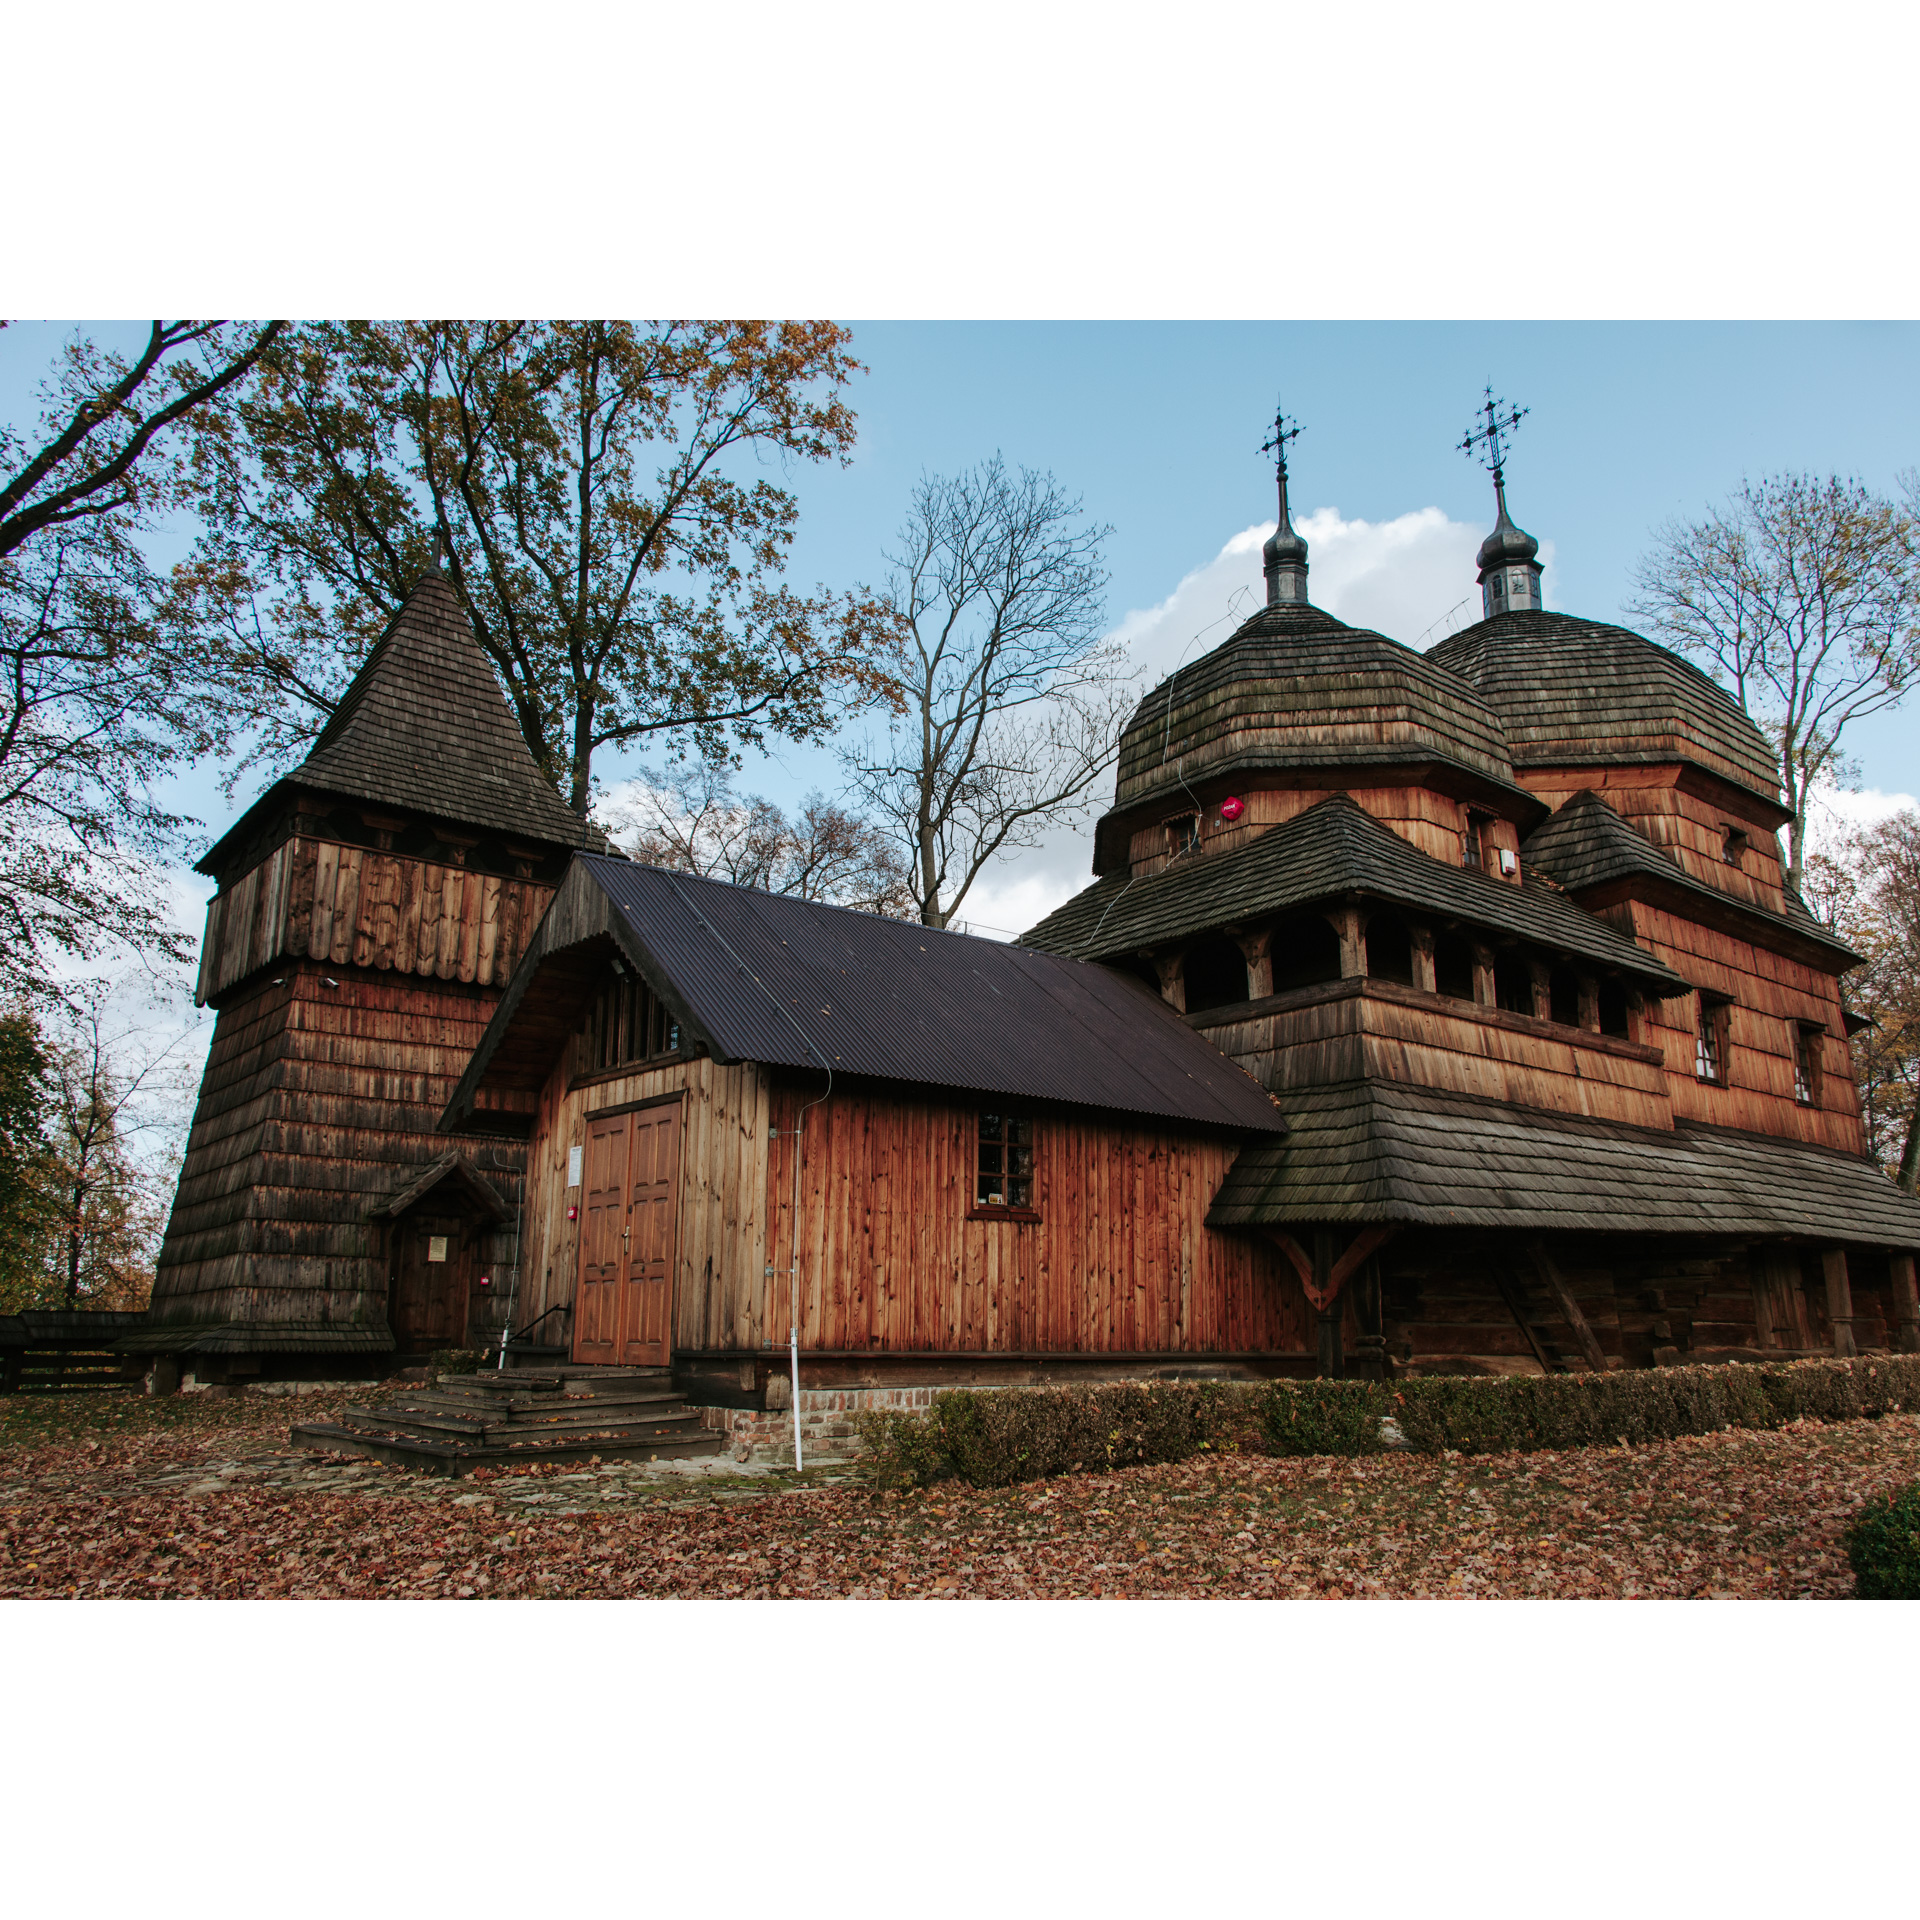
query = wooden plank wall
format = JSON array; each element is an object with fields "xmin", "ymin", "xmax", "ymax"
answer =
[
  {"xmin": 1606, "ymin": 900, "xmax": 1866, "ymax": 1152},
  {"xmin": 1127, "ymin": 784, "xmax": 1523, "ymax": 883},
  {"xmin": 1203, "ymin": 981, "xmax": 1673, "ymax": 1130},
  {"xmin": 195, "ymin": 837, "xmax": 552, "ymax": 1006},
  {"xmin": 1516, "ymin": 764, "xmax": 1792, "ymax": 917},
  {"xmin": 514, "ymin": 1054, "xmax": 1311, "ymax": 1360}
]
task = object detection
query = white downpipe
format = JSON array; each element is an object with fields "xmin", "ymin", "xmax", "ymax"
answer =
[{"xmin": 789, "ymin": 1324, "xmax": 803, "ymax": 1472}]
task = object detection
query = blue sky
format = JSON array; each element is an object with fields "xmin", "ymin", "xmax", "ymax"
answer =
[{"xmin": 7, "ymin": 319, "xmax": 1918, "ymax": 937}]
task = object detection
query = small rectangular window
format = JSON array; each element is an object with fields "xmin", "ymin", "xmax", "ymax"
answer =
[
  {"xmin": 1695, "ymin": 994, "xmax": 1730, "ymax": 1085},
  {"xmin": 1793, "ymin": 1023, "xmax": 1822, "ymax": 1106},
  {"xmin": 976, "ymin": 1112, "xmax": 1035, "ymax": 1210},
  {"xmin": 1721, "ymin": 825, "xmax": 1750, "ymax": 867},
  {"xmin": 1164, "ymin": 813, "xmax": 1199, "ymax": 858},
  {"xmin": 587, "ymin": 968, "xmax": 681, "ymax": 1071},
  {"xmin": 1463, "ymin": 812, "xmax": 1492, "ymax": 870}
]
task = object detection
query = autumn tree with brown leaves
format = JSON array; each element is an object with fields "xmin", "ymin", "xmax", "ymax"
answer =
[
  {"xmin": 1805, "ymin": 808, "xmax": 1920, "ymax": 1190},
  {"xmin": 183, "ymin": 321, "xmax": 898, "ymax": 816},
  {"xmin": 0, "ymin": 321, "xmax": 285, "ymax": 1001}
]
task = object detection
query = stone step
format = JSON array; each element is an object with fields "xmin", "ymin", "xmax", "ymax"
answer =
[
  {"xmin": 291, "ymin": 1421, "xmax": 725, "ymax": 1478},
  {"xmin": 391, "ymin": 1384, "xmax": 687, "ymax": 1419},
  {"xmin": 341, "ymin": 1404, "xmax": 710, "ymax": 1446}
]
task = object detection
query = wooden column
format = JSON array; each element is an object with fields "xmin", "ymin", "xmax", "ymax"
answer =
[
  {"xmin": 1235, "ymin": 927, "xmax": 1274, "ymax": 1001},
  {"xmin": 1313, "ymin": 1229, "xmax": 1343, "ymax": 1378},
  {"xmin": 1151, "ymin": 950, "xmax": 1186, "ymax": 1014},
  {"xmin": 1530, "ymin": 1239, "xmax": 1609, "ymax": 1372},
  {"xmin": 1471, "ymin": 940, "xmax": 1497, "ymax": 1009},
  {"xmin": 1889, "ymin": 1251, "xmax": 1920, "ymax": 1355},
  {"xmin": 1576, "ymin": 976, "xmax": 1601, "ymax": 1033},
  {"xmin": 1821, "ymin": 1247, "xmax": 1857, "ymax": 1358},
  {"xmin": 1409, "ymin": 925, "xmax": 1436, "ymax": 994},
  {"xmin": 1527, "ymin": 958, "xmax": 1553, "ymax": 1022},
  {"xmin": 1351, "ymin": 1255, "xmax": 1388, "ymax": 1380},
  {"xmin": 1625, "ymin": 988, "xmax": 1647, "ymax": 1047},
  {"xmin": 1330, "ymin": 906, "xmax": 1365, "ymax": 980}
]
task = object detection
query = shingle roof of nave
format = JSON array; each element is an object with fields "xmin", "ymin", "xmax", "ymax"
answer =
[
  {"xmin": 1021, "ymin": 792, "xmax": 1689, "ymax": 993},
  {"xmin": 1109, "ymin": 601, "xmax": 1526, "ymax": 819},
  {"xmin": 1207, "ymin": 1077, "xmax": 1920, "ymax": 1245},
  {"xmin": 1428, "ymin": 609, "xmax": 1783, "ymax": 806}
]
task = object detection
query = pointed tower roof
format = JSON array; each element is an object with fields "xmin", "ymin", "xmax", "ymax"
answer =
[{"xmin": 199, "ymin": 569, "xmax": 605, "ymax": 876}]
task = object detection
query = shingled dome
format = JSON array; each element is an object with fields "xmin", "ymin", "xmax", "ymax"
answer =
[
  {"xmin": 1096, "ymin": 602, "xmax": 1524, "ymax": 871},
  {"xmin": 1429, "ymin": 610, "xmax": 1784, "ymax": 810}
]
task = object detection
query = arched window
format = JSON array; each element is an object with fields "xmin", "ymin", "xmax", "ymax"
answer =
[
  {"xmin": 1433, "ymin": 931, "xmax": 1477, "ymax": 1001},
  {"xmin": 1184, "ymin": 936, "xmax": 1251, "ymax": 1014},
  {"xmin": 1269, "ymin": 914, "xmax": 1343, "ymax": 994},
  {"xmin": 1363, "ymin": 912, "xmax": 1416, "ymax": 986}
]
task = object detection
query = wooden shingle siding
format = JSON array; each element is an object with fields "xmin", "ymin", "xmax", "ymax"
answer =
[
  {"xmin": 1200, "ymin": 978, "xmax": 1673, "ymax": 1130},
  {"xmin": 194, "ymin": 837, "xmax": 553, "ymax": 1007},
  {"xmin": 1619, "ymin": 901, "xmax": 1864, "ymax": 1152}
]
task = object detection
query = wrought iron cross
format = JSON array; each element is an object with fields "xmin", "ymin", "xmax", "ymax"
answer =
[
  {"xmin": 1459, "ymin": 386, "xmax": 1528, "ymax": 484},
  {"xmin": 1261, "ymin": 401, "xmax": 1302, "ymax": 483}
]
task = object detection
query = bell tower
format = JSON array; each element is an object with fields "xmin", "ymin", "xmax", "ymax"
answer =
[{"xmin": 143, "ymin": 567, "xmax": 605, "ymax": 1367}]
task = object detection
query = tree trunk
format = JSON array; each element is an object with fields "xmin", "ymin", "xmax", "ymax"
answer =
[{"xmin": 1899, "ymin": 1102, "xmax": 1919, "ymax": 1194}]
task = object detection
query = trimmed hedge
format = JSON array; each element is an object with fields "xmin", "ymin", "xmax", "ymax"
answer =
[
  {"xmin": 1845, "ymin": 1481, "xmax": 1920, "ymax": 1599},
  {"xmin": 856, "ymin": 1356, "xmax": 1920, "ymax": 1490}
]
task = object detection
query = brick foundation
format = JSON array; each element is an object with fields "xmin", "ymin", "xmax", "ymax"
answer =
[{"xmin": 701, "ymin": 1386, "xmax": 946, "ymax": 1464}]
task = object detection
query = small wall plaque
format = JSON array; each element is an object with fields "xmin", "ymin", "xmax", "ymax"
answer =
[
  {"xmin": 427, "ymin": 1235, "xmax": 449, "ymax": 1263},
  {"xmin": 567, "ymin": 1145, "xmax": 584, "ymax": 1189}
]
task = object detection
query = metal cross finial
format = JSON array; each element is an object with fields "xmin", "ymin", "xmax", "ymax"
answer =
[
  {"xmin": 1261, "ymin": 401, "xmax": 1302, "ymax": 483},
  {"xmin": 1459, "ymin": 385, "xmax": 1528, "ymax": 485}
]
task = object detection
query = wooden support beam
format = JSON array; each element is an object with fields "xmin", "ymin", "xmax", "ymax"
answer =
[
  {"xmin": 1528, "ymin": 958, "xmax": 1553, "ymax": 1022},
  {"xmin": 1234, "ymin": 927, "xmax": 1274, "ymax": 1001},
  {"xmin": 1329, "ymin": 905, "xmax": 1365, "ymax": 980},
  {"xmin": 1495, "ymin": 1269, "xmax": 1559, "ymax": 1375},
  {"xmin": 1151, "ymin": 950, "xmax": 1186, "ymax": 1014},
  {"xmin": 1409, "ymin": 925, "xmax": 1437, "ymax": 994},
  {"xmin": 1471, "ymin": 940, "xmax": 1497, "ymax": 1009},
  {"xmin": 1264, "ymin": 1225, "xmax": 1396, "ymax": 1314},
  {"xmin": 1530, "ymin": 1239, "xmax": 1609, "ymax": 1373},
  {"xmin": 1821, "ymin": 1247, "xmax": 1857, "ymax": 1358},
  {"xmin": 1890, "ymin": 1251, "xmax": 1920, "ymax": 1356},
  {"xmin": 1314, "ymin": 1229, "xmax": 1342, "ymax": 1378}
]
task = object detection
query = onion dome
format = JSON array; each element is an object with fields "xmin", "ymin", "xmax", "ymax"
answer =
[
  {"xmin": 1090, "ymin": 599, "xmax": 1527, "ymax": 873},
  {"xmin": 1476, "ymin": 483, "xmax": 1544, "ymax": 616},
  {"xmin": 1429, "ymin": 611, "xmax": 1786, "ymax": 811}
]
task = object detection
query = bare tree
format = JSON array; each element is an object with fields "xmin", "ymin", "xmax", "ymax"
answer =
[
  {"xmin": 612, "ymin": 761, "xmax": 913, "ymax": 916},
  {"xmin": 845, "ymin": 457, "xmax": 1129, "ymax": 929},
  {"xmin": 1630, "ymin": 472, "xmax": 1920, "ymax": 891},
  {"xmin": 0, "ymin": 321, "xmax": 285, "ymax": 1001}
]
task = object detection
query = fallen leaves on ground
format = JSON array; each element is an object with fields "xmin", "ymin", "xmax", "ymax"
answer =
[{"xmin": 2, "ymin": 1391, "xmax": 1913, "ymax": 1599}]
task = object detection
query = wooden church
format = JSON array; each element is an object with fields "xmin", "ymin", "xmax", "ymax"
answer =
[{"xmin": 137, "ymin": 415, "xmax": 1920, "ymax": 1406}]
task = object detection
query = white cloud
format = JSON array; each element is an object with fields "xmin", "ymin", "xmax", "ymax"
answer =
[
  {"xmin": 1803, "ymin": 783, "xmax": 1920, "ymax": 856},
  {"xmin": 948, "ymin": 504, "xmax": 1509, "ymax": 938}
]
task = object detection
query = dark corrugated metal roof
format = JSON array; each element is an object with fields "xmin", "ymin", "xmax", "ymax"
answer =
[{"xmin": 531, "ymin": 856, "xmax": 1283, "ymax": 1134}]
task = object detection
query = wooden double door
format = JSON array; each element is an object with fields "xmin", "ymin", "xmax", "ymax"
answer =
[{"xmin": 572, "ymin": 1102, "xmax": 682, "ymax": 1368}]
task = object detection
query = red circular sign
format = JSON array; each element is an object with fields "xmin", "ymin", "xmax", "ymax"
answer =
[{"xmin": 1219, "ymin": 795, "xmax": 1246, "ymax": 823}]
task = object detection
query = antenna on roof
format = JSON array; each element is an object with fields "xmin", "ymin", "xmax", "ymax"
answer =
[{"xmin": 1259, "ymin": 398, "xmax": 1309, "ymax": 607}]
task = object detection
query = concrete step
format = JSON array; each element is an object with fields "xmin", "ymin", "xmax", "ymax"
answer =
[{"xmin": 291, "ymin": 1421, "xmax": 725, "ymax": 1478}]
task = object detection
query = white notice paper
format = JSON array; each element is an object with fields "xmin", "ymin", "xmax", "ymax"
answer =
[
  {"xmin": 567, "ymin": 1145, "xmax": 584, "ymax": 1189},
  {"xmin": 427, "ymin": 1236, "xmax": 448, "ymax": 1263}
]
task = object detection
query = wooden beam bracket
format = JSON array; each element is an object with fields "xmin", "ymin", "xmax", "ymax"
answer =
[{"xmin": 1265, "ymin": 1225, "xmax": 1398, "ymax": 1314}]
